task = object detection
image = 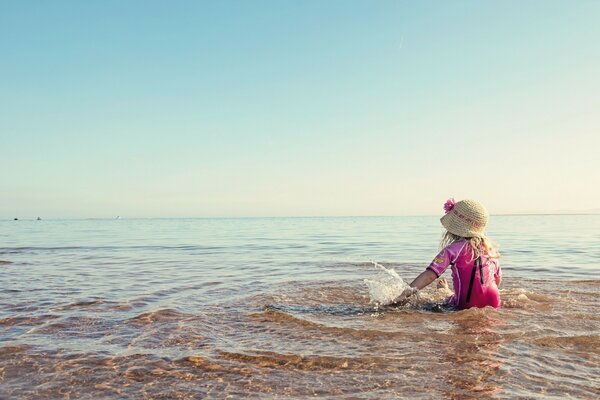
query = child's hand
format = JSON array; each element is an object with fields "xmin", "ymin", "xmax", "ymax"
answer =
[{"xmin": 391, "ymin": 287, "xmax": 418, "ymax": 305}]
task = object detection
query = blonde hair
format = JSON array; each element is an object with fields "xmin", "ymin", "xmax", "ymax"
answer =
[{"xmin": 440, "ymin": 231, "xmax": 500, "ymax": 261}]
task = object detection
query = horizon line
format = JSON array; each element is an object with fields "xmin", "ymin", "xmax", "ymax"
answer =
[{"xmin": 3, "ymin": 212, "xmax": 600, "ymax": 221}]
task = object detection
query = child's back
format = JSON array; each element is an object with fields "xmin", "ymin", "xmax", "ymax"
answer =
[{"xmin": 428, "ymin": 240, "xmax": 501, "ymax": 309}]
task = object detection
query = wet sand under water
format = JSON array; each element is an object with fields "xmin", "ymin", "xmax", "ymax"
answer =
[{"xmin": 2, "ymin": 275, "xmax": 599, "ymax": 399}]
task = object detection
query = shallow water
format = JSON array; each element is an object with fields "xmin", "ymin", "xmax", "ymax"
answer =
[{"xmin": 1, "ymin": 216, "xmax": 599, "ymax": 398}]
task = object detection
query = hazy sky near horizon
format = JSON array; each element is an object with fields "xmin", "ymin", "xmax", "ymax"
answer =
[{"xmin": 1, "ymin": 1, "xmax": 599, "ymax": 218}]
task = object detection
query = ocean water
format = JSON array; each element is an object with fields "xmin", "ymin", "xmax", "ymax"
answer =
[{"xmin": 1, "ymin": 215, "xmax": 599, "ymax": 399}]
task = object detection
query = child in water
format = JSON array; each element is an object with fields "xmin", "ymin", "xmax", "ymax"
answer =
[{"xmin": 398, "ymin": 198, "xmax": 502, "ymax": 309}]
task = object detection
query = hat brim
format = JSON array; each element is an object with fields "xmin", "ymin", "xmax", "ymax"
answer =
[{"xmin": 440, "ymin": 213, "xmax": 486, "ymax": 238}]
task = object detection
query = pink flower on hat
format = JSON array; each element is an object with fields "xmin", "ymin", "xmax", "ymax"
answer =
[{"xmin": 443, "ymin": 198, "xmax": 455, "ymax": 214}]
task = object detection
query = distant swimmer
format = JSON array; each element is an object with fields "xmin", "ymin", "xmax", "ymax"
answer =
[
  {"xmin": 116, "ymin": 216, "xmax": 121, "ymax": 219},
  {"xmin": 37, "ymin": 217, "xmax": 42, "ymax": 221},
  {"xmin": 14, "ymin": 217, "xmax": 18, "ymax": 221}
]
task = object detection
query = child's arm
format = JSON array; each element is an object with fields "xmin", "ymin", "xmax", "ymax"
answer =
[
  {"xmin": 410, "ymin": 269, "xmax": 438, "ymax": 290},
  {"xmin": 391, "ymin": 245, "xmax": 454, "ymax": 305},
  {"xmin": 390, "ymin": 269, "xmax": 438, "ymax": 305},
  {"xmin": 493, "ymin": 260, "xmax": 502, "ymax": 286}
]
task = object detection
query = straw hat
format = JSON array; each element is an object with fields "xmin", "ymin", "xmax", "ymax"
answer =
[{"xmin": 440, "ymin": 198, "xmax": 488, "ymax": 238}]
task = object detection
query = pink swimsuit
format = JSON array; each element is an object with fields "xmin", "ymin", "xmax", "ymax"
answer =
[{"xmin": 427, "ymin": 240, "xmax": 502, "ymax": 309}]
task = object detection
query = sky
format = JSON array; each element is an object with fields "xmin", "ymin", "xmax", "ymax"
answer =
[{"xmin": 1, "ymin": 0, "xmax": 599, "ymax": 218}]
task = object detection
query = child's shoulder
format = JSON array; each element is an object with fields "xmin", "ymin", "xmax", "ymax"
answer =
[
  {"xmin": 443, "ymin": 239, "xmax": 468, "ymax": 252},
  {"xmin": 440, "ymin": 240, "xmax": 470, "ymax": 259}
]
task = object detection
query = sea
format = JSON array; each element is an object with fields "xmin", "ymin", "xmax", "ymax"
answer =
[{"xmin": 1, "ymin": 215, "xmax": 599, "ymax": 399}]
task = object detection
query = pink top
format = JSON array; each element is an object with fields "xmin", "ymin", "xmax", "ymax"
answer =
[{"xmin": 427, "ymin": 240, "xmax": 502, "ymax": 309}]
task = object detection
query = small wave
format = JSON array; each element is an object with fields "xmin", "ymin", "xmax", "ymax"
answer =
[
  {"xmin": 49, "ymin": 298, "xmax": 136, "ymax": 312},
  {"xmin": 451, "ymin": 305, "xmax": 500, "ymax": 317},
  {"xmin": 52, "ymin": 299, "xmax": 105, "ymax": 310},
  {"xmin": 2, "ymin": 288, "xmax": 22, "ymax": 293},
  {"xmin": 502, "ymin": 294, "xmax": 532, "ymax": 309},
  {"xmin": 266, "ymin": 281, "xmax": 367, "ymax": 306},
  {"xmin": 27, "ymin": 316, "xmax": 111, "ymax": 338},
  {"xmin": 110, "ymin": 303, "xmax": 134, "ymax": 310},
  {"xmin": 127, "ymin": 309, "xmax": 190, "ymax": 324},
  {"xmin": 179, "ymin": 355, "xmax": 228, "ymax": 372},
  {"xmin": 264, "ymin": 303, "xmax": 373, "ymax": 316},
  {"xmin": 217, "ymin": 350, "xmax": 397, "ymax": 371},
  {"xmin": 177, "ymin": 355, "xmax": 258, "ymax": 377},
  {"xmin": 501, "ymin": 288, "xmax": 556, "ymax": 308},
  {"xmin": 0, "ymin": 314, "xmax": 61, "ymax": 327},
  {"xmin": 0, "ymin": 344, "xmax": 33, "ymax": 357},
  {"xmin": 248, "ymin": 309, "xmax": 395, "ymax": 339},
  {"xmin": 534, "ymin": 335, "xmax": 600, "ymax": 353},
  {"xmin": 570, "ymin": 279, "xmax": 600, "ymax": 287},
  {"xmin": 123, "ymin": 365, "xmax": 161, "ymax": 382}
]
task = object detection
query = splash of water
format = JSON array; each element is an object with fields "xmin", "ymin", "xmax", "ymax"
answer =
[{"xmin": 364, "ymin": 262, "xmax": 413, "ymax": 306}]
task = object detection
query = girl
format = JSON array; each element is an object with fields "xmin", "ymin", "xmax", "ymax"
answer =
[{"xmin": 399, "ymin": 198, "xmax": 502, "ymax": 309}]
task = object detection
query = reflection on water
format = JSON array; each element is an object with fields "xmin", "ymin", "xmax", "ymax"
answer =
[{"xmin": 1, "ymin": 216, "xmax": 599, "ymax": 398}]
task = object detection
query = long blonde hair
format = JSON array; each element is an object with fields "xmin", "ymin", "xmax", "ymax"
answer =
[{"xmin": 440, "ymin": 231, "xmax": 499, "ymax": 261}]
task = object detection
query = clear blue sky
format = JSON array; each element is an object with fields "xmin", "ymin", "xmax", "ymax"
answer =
[{"xmin": 1, "ymin": 1, "xmax": 599, "ymax": 218}]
